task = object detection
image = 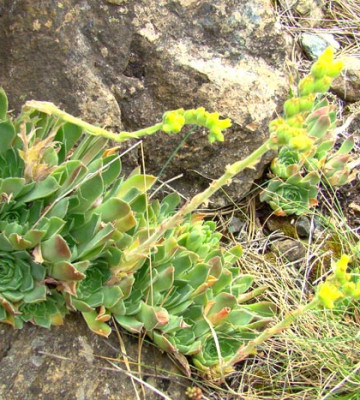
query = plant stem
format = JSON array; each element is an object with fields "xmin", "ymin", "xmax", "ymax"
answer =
[
  {"xmin": 235, "ymin": 298, "xmax": 321, "ymax": 362},
  {"xmin": 24, "ymin": 100, "xmax": 163, "ymax": 143},
  {"xmin": 121, "ymin": 140, "xmax": 275, "ymax": 269}
]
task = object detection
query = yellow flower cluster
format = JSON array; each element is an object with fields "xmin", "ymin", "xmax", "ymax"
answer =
[
  {"xmin": 269, "ymin": 47, "xmax": 343, "ymax": 152},
  {"xmin": 317, "ymin": 255, "xmax": 360, "ymax": 309},
  {"xmin": 161, "ymin": 107, "xmax": 232, "ymax": 143}
]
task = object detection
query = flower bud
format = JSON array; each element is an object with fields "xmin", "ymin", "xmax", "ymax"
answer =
[
  {"xmin": 288, "ymin": 135, "xmax": 314, "ymax": 152},
  {"xmin": 318, "ymin": 47, "xmax": 334, "ymax": 64},
  {"xmin": 326, "ymin": 60, "xmax": 344, "ymax": 78},
  {"xmin": 299, "ymin": 95, "xmax": 315, "ymax": 112},
  {"xmin": 313, "ymin": 76, "xmax": 332, "ymax": 93},
  {"xmin": 283, "ymin": 98, "xmax": 300, "ymax": 118},
  {"xmin": 299, "ymin": 76, "xmax": 315, "ymax": 96},
  {"xmin": 311, "ymin": 61, "xmax": 328, "ymax": 79},
  {"xmin": 184, "ymin": 109, "xmax": 197, "ymax": 124}
]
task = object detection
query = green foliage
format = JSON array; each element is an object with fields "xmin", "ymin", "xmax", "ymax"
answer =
[
  {"xmin": 262, "ymin": 47, "xmax": 357, "ymax": 216},
  {"xmin": 0, "ymin": 96, "xmax": 271, "ymax": 380},
  {"xmin": 0, "ymin": 48, "xmax": 357, "ymax": 382}
]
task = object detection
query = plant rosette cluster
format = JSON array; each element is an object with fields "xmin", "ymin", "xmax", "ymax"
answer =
[
  {"xmin": 0, "ymin": 89, "xmax": 274, "ymax": 379},
  {"xmin": 262, "ymin": 48, "xmax": 357, "ymax": 216}
]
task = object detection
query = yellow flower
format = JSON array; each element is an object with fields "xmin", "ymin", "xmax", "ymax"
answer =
[
  {"xmin": 334, "ymin": 254, "xmax": 351, "ymax": 283},
  {"xmin": 317, "ymin": 282, "xmax": 344, "ymax": 309},
  {"xmin": 289, "ymin": 135, "xmax": 314, "ymax": 152}
]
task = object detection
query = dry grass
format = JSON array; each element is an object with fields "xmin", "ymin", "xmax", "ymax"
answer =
[
  {"xmin": 104, "ymin": 3, "xmax": 360, "ymax": 399},
  {"xmin": 189, "ymin": 192, "xmax": 360, "ymax": 399},
  {"xmin": 273, "ymin": 0, "xmax": 360, "ymax": 58}
]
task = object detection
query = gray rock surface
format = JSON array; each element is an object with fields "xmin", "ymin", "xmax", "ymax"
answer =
[
  {"xmin": 0, "ymin": 0, "xmax": 290, "ymax": 206},
  {"xmin": 293, "ymin": 0, "xmax": 324, "ymax": 27},
  {"xmin": 271, "ymin": 238, "xmax": 306, "ymax": 262},
  {"xmin": 300, "ymin": 33, "xmax": 340, "ymax": 60},
  {"xmin": 0, "ymin": 314, "xmax": 187, "ymax": 400},
  {"xmin": 332, "ymin": 56, "xmax": 360, "ymax": 102}
]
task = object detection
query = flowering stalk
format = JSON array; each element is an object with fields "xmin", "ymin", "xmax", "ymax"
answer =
[
  {"xmin": 118, "ymin": 139, "xmax": 276, "ymax": 272},
  {"xmin": 236, "ymin": 254, "xmax": 360, "ymax": 361},
  {"xmin": 24, "ymin": 102, "xmax": 231, "ymax": 144}
]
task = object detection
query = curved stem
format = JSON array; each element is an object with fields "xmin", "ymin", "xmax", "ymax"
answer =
[
  {"xmin": 24, "ymin": 101, "xmax": 163, "ymax": 143},
  {"xmin": 120, "ymin": 140, "xmax": 275, "ymax": 270},
  {"xmin": 235, "ymin": 298, "xmax": 321, "ymax": 362}
]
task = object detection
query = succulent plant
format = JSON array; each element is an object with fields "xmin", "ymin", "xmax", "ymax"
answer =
[
  {"xmin": 0, "ymin": 89, "xmax": 276, "ymax": 380},
  {"xmin": 263, "ymin": 48, "xmax": 358, "ymax": 215},
  {"xmin": 260, "ymin": 172, "xmax": 320, "ymax": 216},
  {"xmin": 270, "ymin": 147, "xmax": 302, "ymax": 179},
  {"xmin": 1, "ymin": 48, "xmax": 354, "ymax": 381}
]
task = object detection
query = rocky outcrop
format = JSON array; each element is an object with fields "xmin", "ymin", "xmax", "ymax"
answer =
[
  {"xmin": 0, "ymin": 314, "xmax": 187, "ymax": 400},
  {"xmin": 0, "ymin": 0, "xmax": 290, "ymax": 206}
]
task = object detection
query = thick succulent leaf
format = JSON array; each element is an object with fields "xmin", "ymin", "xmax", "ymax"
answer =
[
  {"xmin": 71, "ymin": 136, "xmax": 107, "ymax": 166},
  {"xmin": 0, "ymin": 88, "xmax": 8, "ymax": 120},
  {"xmin": 208, "ymin": 257, "xmax": 223, "ymax": 278},
  {"xmin": 226, "ymin": 309, "xmax": 254, "ymax": 326},
  {"xmin": 39, "ymin": 217, "xmax": 66, "ymax": 241},
  {"xmin": 70, "ymin": 213, "xmax": 101, "ymax": 244},
  {"xmin": 8, "ymin": 233, "xmax": 32, "ymax": 250},
  {"xmin": 46, "ymin": 198, "xmax": 69, "ymax": 219},
  {"xmin": 0, "ymin": 234, "xmax": 14, "ymax": 251},
  {"xmin": 23, "ymin": 284, "xmax": 47, "ymax": 303},
  {"xmin": 139, "ymin": 302, "xmax": 169, "ymax": 330},
  {"xmin": 101, "ymin": 153, "xmax": 122, "ymax": 188},
  {"xmin": 159, "ymin": 193, "xmax": 181, "ymax": 217},
  {"xmin": 232, "ymin": 275, "xmax": 254, "ymax": 296},
  {"xmin": 113, "ymin": 314, "xmax": 144, "ymax": 333},
  {"xmin": 102, "ymin": 286, "xmax": 123, "ymax": 309},
  {"xmin": 82, "ymin": 310, "xmax": 112, "ymax": 338},
  {"xmin": 0, "ymin": 121, "xmax": 16, "ymax": 154},
  {"xmin": 153, "ymin": 237, "xmax": 178, "ymax": 265},
  {"xmin": 55, "ymin": 122, "xmax": 83, "ymax": 163},
  {"xmin": 49, "ymin": 261, "xmax": 86, "ymax": 281},
  {"xmin": 151, "ymin": 331, "xmax": 177, "ymax": 353},
  {"xmin": 212, "ymin": 269, "xmax": 232, "ymax": 295},
  {"xmin": 336, "ymin": 136, "xmax": 354, "ymax": 155},
  {"xmin": 0, "ymin": 178, "xmax": 26, "ymax": 198},
  {"xmin": 20, "ymin": 176, "xmax": 60, "ymax": 202},
  {"xmin": 71, "ymin": 173, "xmax": 104, "ymax": 213},
  {"xmin": 54, "ymin": 160, "xmax": 87, "ymax": 193},
  {"xmin": 168, "ymin": 299, "xmax": 194, "ymax": 315},
  {"xmin": 152, "ymin": 266, "xmax": 175, "ymax": 292},
  {"xmin": 76, "ymin": 223, "xmax": 114, "ymax": 260},
  {"xmin": 241, "ymin": 301, "xmax": 276, "ymax": 318},
  {"xmin": 94, "ymin": 198, "xmax": 132, "ymax": 223},
  {"xmin": 206, "ymin": 293, "xmax": 237, "ymax": 317},
  {"xmin": 116, "ymin": 174, "xmax": 156, "ymax": 199},
  {"xmin": 41, "ymin": 235, "xmax": 71, "ymax": 262},
  {"xmin": 114, "ymin": 213, "xmax": 137, "ymax": 233}
]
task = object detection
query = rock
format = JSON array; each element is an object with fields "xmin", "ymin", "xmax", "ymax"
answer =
[
  {"xmin": 0, "ymin": 0, "xmax": 290, "ymax": 207},
  {"xmin": 300, "ymin": 33, "xmax": 340, "ymax": 60},
  {"xmin": 265, "ymin": 215, "xmax": 296, "ymax": 237},
  {"xmin": 0, "ymin": 314, "xmax": 187, "ymax": 400},
  {"xmin": 228, "ymin": 216, "xmax": 245, "ymax": 234},
  {"xmin": 294, "ymin": 0, "xmax": 324, "ymax": 27},
  {"xmin": 331, "ymin": 56, "xmax": 360, "ymax": 102},
  {"xmin": 271, "ymin": 239, "xmax": 306, "ymax": 262},
  {"xmin": 346, "ymin": 102, "xmax": 360, "ymax": 136},
  {"xmin": 295, "ymin": 216, "xmax": 311, "ymax": 238}
]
